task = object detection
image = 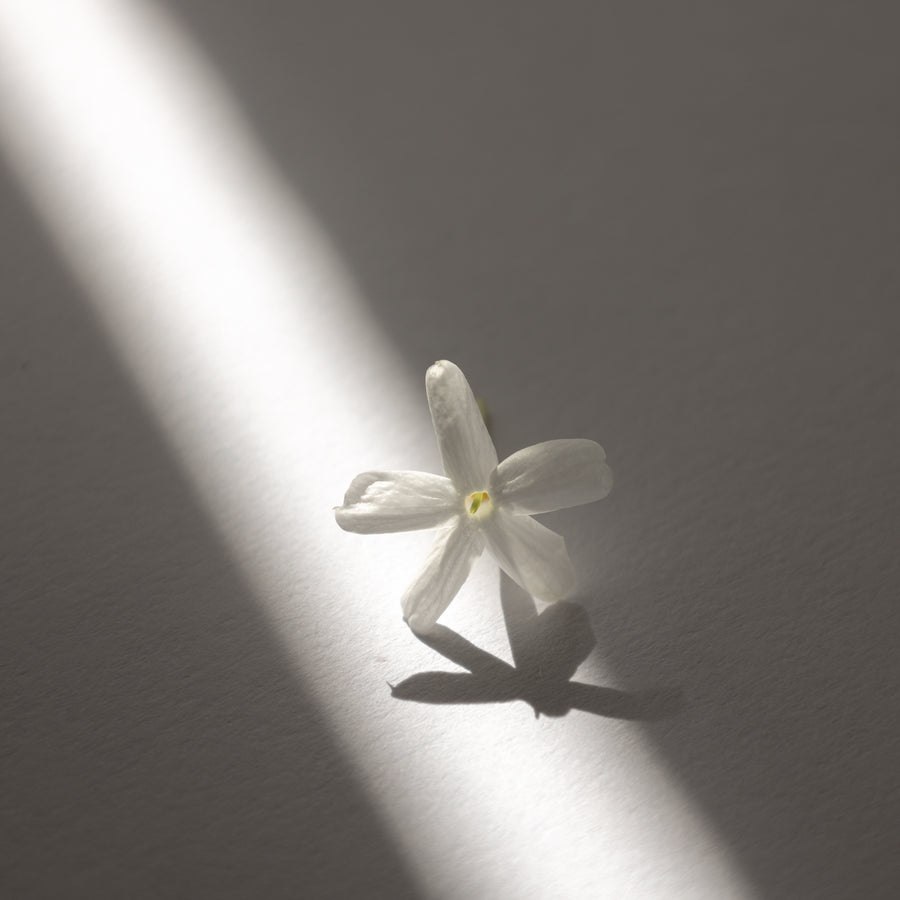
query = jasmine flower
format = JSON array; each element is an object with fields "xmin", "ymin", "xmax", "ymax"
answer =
[{"xmin": 336, "ymin": 361, "xmax": 612, "ymax": 631}]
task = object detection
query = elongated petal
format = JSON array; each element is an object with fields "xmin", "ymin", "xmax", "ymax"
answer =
[
  {"xmin": 492, "ymin": 439, "xmax": 612, "ymax": 515},
  {"xmin": 402, "ymin": 523, "xmax": 484, "ymax": 631},
  {"xmin": 481, "ymin": 510, "xmax": 575, "ymax": 602},
  {"xmin": 335, "ymin": 471, "xmax": 460, "ymax": 533},
  {"xmin": 426, "ymin": 360, "xmax": 498, "ymax": 495}
]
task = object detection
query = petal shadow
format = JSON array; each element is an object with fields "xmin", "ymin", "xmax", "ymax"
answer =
[{"xmin": 393, "ymin": 574, "xmax": 683, "ymax": 719}]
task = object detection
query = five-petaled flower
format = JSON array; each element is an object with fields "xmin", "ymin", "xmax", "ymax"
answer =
[{"xmin": 335, "ymin": 360, "xmax": 612, "ymax": 631}]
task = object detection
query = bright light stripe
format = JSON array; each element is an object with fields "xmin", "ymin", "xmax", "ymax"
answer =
[{"xmin": 0, "ymin": 3, "xmax": 755, "ymax": 897}]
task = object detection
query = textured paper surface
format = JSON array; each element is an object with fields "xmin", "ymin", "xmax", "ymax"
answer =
[{"xmin": 2, "ymin": 3, "xmax": 898, "ymax": 898}]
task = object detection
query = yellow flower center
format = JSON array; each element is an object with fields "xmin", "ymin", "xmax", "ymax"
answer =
[{"xmin": 465, "ymin": 490, "xmax": 493, "ymax": 520}]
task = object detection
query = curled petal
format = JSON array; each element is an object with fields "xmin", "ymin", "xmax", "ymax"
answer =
[
  {"xmin": 426, "ymin": 360, "xmax": 498, "ymax": 495},
  {"xmin": 481, "ymin": 510, "xmax": 575, "ymax": 602},
  {"xmin": 492, "ymin": 439, "xmax": 612, "ymax": 515},
  {"xmin": 402, "ymin": 523, "xmax": 484, "ymax": 631},
  {"xmin": 335, "ymin": 471, "xmax": 460, "ymax": 534}
]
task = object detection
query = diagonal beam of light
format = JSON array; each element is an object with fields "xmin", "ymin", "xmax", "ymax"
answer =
[{"xmin": 0, "ymin": 2, "xmax": 756, "ymax": 897}]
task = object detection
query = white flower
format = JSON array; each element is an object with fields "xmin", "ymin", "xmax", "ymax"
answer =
[{"xmin": 335, "ymin": 360, "xmax": 612, "ymax": 631}]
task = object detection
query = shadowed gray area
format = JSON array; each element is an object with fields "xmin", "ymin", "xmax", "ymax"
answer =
[{"xmin": 159, "ymin": 3, "xmax": 900, "ymax": 898}]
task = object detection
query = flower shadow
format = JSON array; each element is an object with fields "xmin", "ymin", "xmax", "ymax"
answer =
[{"xmin": 392, "ymin": 574, "xmax": 683, "ymax": 719}]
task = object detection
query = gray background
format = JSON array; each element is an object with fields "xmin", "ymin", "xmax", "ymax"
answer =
[{"xmin": 3, "ymin": 2, "xmax": 899, "ymax": 898}]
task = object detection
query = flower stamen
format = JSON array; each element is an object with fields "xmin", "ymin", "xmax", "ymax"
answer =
[{"xmin": 466, "ymin": 490, "xmax": 493, "ymax": 520}]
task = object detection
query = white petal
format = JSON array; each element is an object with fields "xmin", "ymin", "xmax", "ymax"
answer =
[
  {"xmin": 492, "ymin": 439, "xmax": 612, "ymax": 515},
  {"xmin": 426, "ymin": 360, "xmax": 498, "ymax": 495},
  {"xmin": 335, "ymin": 471, "xmax": 460, "ymax": 533},
  {"xmin": 481, "ymin": 510, "xmax": 576, "ymax": 602},
  {"xmin": 402, "ymin": 523, "xmax": 484, "ymax": 631}
]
